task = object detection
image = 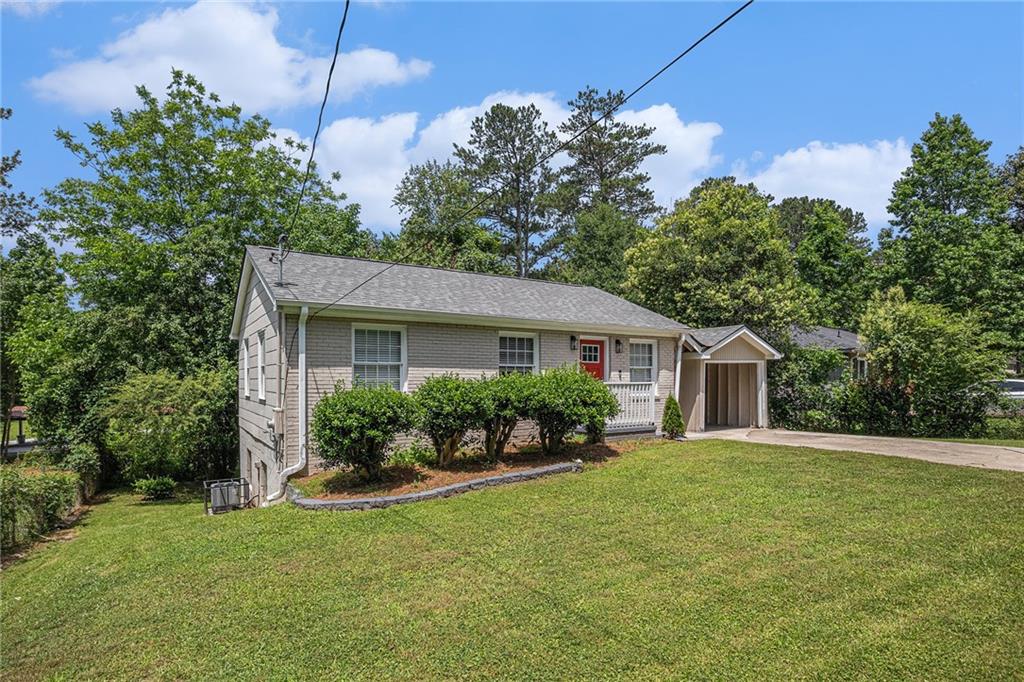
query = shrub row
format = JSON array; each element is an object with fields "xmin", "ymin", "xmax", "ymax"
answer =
[
  {"xmin": 0, "ymin": 466, "xmax": 81, "ymax": 551},
  {"xmin": 311, "ymin": 365, "xmax": 619, "ymax": 480}
]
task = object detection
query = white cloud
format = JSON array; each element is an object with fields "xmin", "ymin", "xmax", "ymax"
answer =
[
  {"xmin": 2, "ymin": 0, "xmax": 61, "ymax": 18},
  {"xmin": 735, "ymin": 139, "xmax": 912, "ymax": 227},
  {"xmin": 289, "ymin": 92, "xmax": 723, "ymax": 233},
  {"xmin": 28, "ymin": 1, "xmax": 432, "ymax": 113}
]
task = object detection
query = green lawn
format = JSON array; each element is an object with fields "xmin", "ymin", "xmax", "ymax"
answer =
[{"xmin": 3, "ymin": 440, "xmax": 1023, "ymax": 680}]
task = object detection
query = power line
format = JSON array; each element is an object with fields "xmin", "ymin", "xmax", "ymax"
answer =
[
  {"xmin": 298, "ymin": 0, "xmax": 755, "ymax": 323},
  {"xmin": 273, "ymin": 0, "xmax": 352, "ymax": 265},
  {"xmin": 276, "ymin": 0, "xmax": 756, "ymax": 453}
]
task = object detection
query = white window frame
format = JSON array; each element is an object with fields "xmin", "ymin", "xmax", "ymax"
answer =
[
  {"xmin": 257, "ymin": 331, "xmax": 266, "ymax": 401},
  {"xmin": 352, "ymin": 323, "xmax": 408, "ymax": 391},
  {"xmin": 852, "ymin": 356, "xmax": 868, "ymax": 380},
  {"xmin": 628, "ymin": 338, "xmax": 658, "ymax": 389},
  {"xmin": 242, "ymin": 338, "xmax": 250, "ymax": 399},
  {"xmin": 578, "ymin": 335, "xmax": 610, "ymax": 381},
  {"xmin": 498, "ymin": 331, "xmax": 539, "ymax": 375}
]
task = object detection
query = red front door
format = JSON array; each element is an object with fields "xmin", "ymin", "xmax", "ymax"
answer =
[{"xmin": 579, "ymin": 339, "xmax": 605, "ymax": 380}]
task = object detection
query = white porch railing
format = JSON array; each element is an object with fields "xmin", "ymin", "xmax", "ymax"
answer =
[{"xmin": 605, "ymin": 382, "xmax": 656, "ymax": 430}]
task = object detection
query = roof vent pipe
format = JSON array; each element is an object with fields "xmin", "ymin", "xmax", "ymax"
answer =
[{"xmin": 267, "ymin": 304, "xmax": 308, "ymax": 505}]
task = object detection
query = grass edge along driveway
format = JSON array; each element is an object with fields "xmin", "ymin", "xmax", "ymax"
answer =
[{"xmin": 3, "ymin": 439, "xmax": 1023, "ymax": 680}]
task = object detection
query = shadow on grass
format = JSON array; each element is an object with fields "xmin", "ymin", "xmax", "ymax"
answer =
[{"xmin": 0, "ymin": 492, "xmax": 111, "ymax": 568}]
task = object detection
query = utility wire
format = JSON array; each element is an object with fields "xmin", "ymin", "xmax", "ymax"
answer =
[
  {"xmin": 292, "ymin": 0, "xmax": 755, "ymax": 321},
  {"xmin": 277, "ymin": 0, "xmax": 756, "ymax": 448},
  {"xmin": 274, "ymin": 0, "xmax": 352, "ymax": 263}
]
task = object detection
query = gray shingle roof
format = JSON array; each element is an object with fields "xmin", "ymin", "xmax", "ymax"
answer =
[
  {"xmin": 686, "ymin": 325, "xmax": 745, "ymax": 350},
  {"xmin": 247, "ymin": 246, "xmax": 686, "ymax": 333},
  {"xmin": 791, "ymin": 325, "xmax": 863, "ymax": 351}
]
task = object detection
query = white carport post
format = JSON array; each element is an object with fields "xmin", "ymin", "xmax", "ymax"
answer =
[{"xmin": 756, "ymin": 360, "xmax": 767, "ymax": 427}]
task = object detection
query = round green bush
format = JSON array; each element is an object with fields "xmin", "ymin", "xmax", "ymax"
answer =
[
  {"xmin": 311, "ymin": 384, "xmax": 416, "ymax": 480},
  {"xmin": 133, "ymin": 476, "xmax": 176, "ymax": 501},
  {"xmin": 477, "ymin": 372, "xmax": 534, "ymax": 461},
  {"xmin": 414, "ymin": 374, "xmax": 491, "ymax": 466},
  {"xmin": 526, "ymin": 366, "xmax": 619, "ymax": 455}
]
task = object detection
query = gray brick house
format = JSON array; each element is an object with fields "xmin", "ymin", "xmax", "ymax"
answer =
[{"xmin": 230, "ymin": 246, "xmax": 781, "ymax": 504}]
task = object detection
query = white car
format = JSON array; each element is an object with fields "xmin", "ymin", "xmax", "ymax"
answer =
[{"xmin": 994, "ymin": 379, "xmax": 1024, "ymax": 401}]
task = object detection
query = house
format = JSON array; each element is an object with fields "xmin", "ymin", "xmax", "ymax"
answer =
[
  {"xmin": 230, "ymin": 246, "xmax": 782, "ymax": 505},
  {"xmin": 791, "ymin": 325, "xmax": 867, "ymax": 379}
]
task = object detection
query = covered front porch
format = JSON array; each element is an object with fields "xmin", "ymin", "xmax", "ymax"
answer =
[{"xmin": 676, "ymin": 325, "xmax": 782, "ymax": 433}]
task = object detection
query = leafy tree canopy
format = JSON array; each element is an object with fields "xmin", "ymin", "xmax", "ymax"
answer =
[
  {"xmin": 776, "ymin": 196, "xmax": 869, "ymax": 252},
  {"xmin": 383, "ymin": 160, "xmax": 507, "ymax": 273},
  {"xmin": 0, "ymin": 108, "xmax": 36, "ymax": 239},
  {"xmin": 879, "ymin": 113, "xmax": 1022, "ymax": 358},
  {"xmin": 794, "ymin": 203, "xmax": 873, "ymax": 329},
  {"xmin": 624, "ymin": 177, "xmax": 808, "ymax": 342},
  {"xmin": 542, "ymin": 202, "xmax": 642, "ymax": 294}
]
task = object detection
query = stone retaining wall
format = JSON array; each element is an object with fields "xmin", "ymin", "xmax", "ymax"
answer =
[{"xmin": 287, "ymin": 460, "xmax": 583, "ymax": 511}]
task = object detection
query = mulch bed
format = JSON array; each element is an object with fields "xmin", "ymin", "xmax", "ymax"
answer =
[{"xmin": 294, "ymin": 439, "xmax": 662, "ymax": 501}]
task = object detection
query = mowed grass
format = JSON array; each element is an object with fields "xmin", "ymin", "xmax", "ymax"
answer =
[{"xmin": 3, "ymin": 440, "xmax": 1023, "ymax": 681}]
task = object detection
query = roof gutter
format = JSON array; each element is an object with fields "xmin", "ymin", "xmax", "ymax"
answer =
[{"xmin": 267, "ymin": 304, "xmax": 308, "ymax": 505}]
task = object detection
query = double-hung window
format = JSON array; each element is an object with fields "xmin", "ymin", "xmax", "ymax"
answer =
[
  {"xmin": 353, "ymin": 326, "xmax": 405, "ymax": 390},
  {"xmin": 629, "ymin": 341, "xmax": 655, "ymax": 383},
  {"xmin": 242, "ymin": 338, "xmax": 250, "ymax": 398},
  {"xmin": 257, "ymin": 331, "xmax": 266, "ymax": 401},
  {"xmin": 499, "ymin": 333, "xmax": 537, "ymax": 374},
  {"xmin": 852, "ymin": 357, "xmax": 868, "ymax": 380}
]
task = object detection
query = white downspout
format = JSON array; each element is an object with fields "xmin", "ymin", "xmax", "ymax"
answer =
[{"xmin": 267, "ymin": 305, "xmax": 308, "ymax": 504}]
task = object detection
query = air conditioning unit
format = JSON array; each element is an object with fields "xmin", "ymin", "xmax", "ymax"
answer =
[{"xmin": 203, "ymin": 478, "xmax": 251, "ymax": 515}]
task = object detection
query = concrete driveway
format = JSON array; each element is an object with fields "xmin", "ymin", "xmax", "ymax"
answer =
[{"xmin": 697, "ymin": 428, "xmax": 1024, "ymax": 473}]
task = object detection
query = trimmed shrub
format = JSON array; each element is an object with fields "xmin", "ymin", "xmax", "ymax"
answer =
[
  {"xmin": 987, "ymin": 414, "xmax": 1024, "ymax": 441},
  {"xmin": 133, "ymin": 476, "xmax": 176, "ymax": 500},
  {"xmin": 0, "ymin": 466, "xmax": 80, "ymax": 551},
  {"xmin": 661, "ymin": 394, "xmax": 685, "ymax": 439},
  {"xmin": 477, "ymin": 372, "xmax": 534, "ymax": 461},
  {"xmin": 526, "ymin": 366, "xmax": 619, "ymax": 455},
  {"xmin": 311, "ymin": 384, "xmax": 416, "ymax": 481},
  {"xmin": 414, "ymin": 374, "xmax": 491, "ymax": 466}
]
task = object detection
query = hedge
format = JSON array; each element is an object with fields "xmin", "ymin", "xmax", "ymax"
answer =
[{"xmin": 0, "ymin": 466, "xmax": 81, "ymax": 551}]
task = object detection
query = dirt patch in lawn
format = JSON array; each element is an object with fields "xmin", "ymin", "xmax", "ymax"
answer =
[{"xmin": 294, "ymin": 439, "xmax": 661, "ymax": 500}]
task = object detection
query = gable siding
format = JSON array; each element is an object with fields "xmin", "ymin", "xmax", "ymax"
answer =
[{"xmin": 237, "ymin": 273, "xmax": 283, "ymax": 498}]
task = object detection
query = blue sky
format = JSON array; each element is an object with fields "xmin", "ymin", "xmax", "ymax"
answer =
[{"xmin": 2, "ymin": 1, "xmax": 1021, "ymax": 242}]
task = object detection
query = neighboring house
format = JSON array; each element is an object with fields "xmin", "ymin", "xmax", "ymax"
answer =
[
  {"xmin": 791, "ymin": 325, "xmax": 867, "ymax": 379},
  {"xmin": 230, "ymin": 246, "xmax": 782, "ymax": 504}
]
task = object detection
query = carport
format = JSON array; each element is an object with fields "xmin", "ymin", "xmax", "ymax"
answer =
[{"xmin": 676, "ymin": 325, "xmax": 782, "ymax": 433}]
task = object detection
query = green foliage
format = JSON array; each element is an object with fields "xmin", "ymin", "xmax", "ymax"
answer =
[
  {"xmin": 1, "ymin": 233, "xmax": 64, "ymax": 456},
  {"xmin": 985, "ymin": 415, "xmax": 1024, "ymax": 441},
  {"xmin": 311, "ymin": 384, "xmax": 416, "ymax": 481},
  {"xmin": 388, "ymin": 440, "xmax": 437, "ymax": 468},
  {"xmin": 857, "ymin": 288, "xmax": 1004, "ymax": 437},
  {"xmin": 555, "ymin": 87, "xmax": 666, "ymax": 222},
  {"xmin": 0, "ymin": 108, "xmax": 37, "ymax": 239},
  {"xmin": 476, "ymin": 372, "xmax": 534, "ymax": 462},
  {"xmin": 0, "ymin": 466, "xmax": 79, "ymax": 551},
  {"xmin": 879, "ymin": 113, "xmax": 1022, "ymax": 360},
  {"xmin": 661, "ymin": 394, "xmax": 685, "ymax": 439},
  {"xmin": 544, "ymin": 203, "xmax": 642, "ymax": 293},
  {"xmin": 775, "ymin": 196, "xmax": 869, "ymax": 253},
  {"xmin": 414, "ymin": 374, "xmax": 491, "ymax": 467},
  {"xmin": 386, "ymin": 160, "xmax": 507, "ymax": 273},
  {"xmin": 768, "ymin": 346, "xmax": 850, "ymax": 432},
  {"xmin": 104, "ymin": 364, "xmax": 237, "ymax": 482},
  {"xmin": 133, "ymin": 476, "xmax": 176, "ymax": 501},
  {"xmin": 454, "ymin": 103, "xmax": 559, "ymax": 276},
  {"xmin": 624, "ymin": 177, "xmax": 808, "ymax": 343},
  {"xmin": 794, "ymin": 204, "xmax": 873, "ymax": 329},
  {"xmin": 525, "ymin": 366, "xmax": 619, "ymax": 455},
  {"xmin": 63, "ymin": 442, "xmax": 101, "ymax": 493}
]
